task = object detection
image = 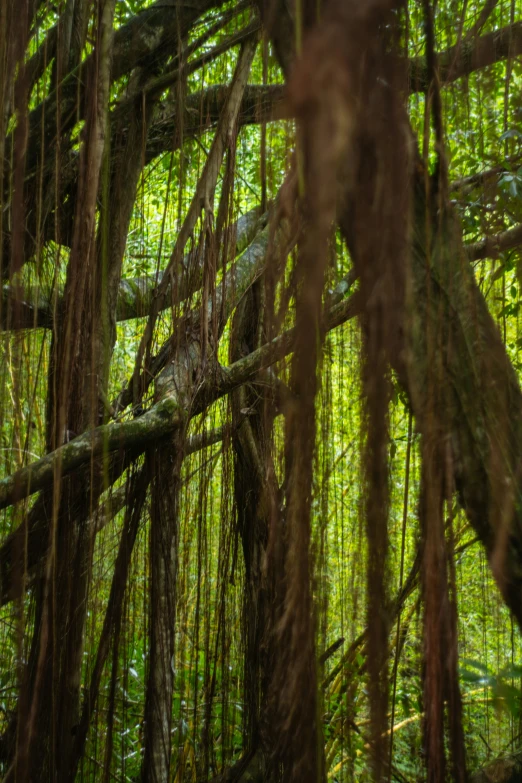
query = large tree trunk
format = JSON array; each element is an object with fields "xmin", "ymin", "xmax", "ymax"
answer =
[
  {"xmin": 142, "ymin": 435, "xmax": 184, "ymax": 783},
  {"xmin": 404, "ymin": 171, "xmax": 522, "ymax": 629},
  {"xmin": 9, "ymin": 1, "xmax": 117, "ymax": 778},
  {"xmin": 230, "ymin": 280, "xmax": 281, "ymax": 768}
]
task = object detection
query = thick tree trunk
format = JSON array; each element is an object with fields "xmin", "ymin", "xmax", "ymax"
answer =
[
  {"xmin": 230, "ymin": 281, "xmax": 281, "ymax": 764},
  {"xmin": 404, "ymin": 172, "xmax": 522, "ymax": 630},
  {"xmin": 9, "ymin": 1, "xmax": 117, "ymax": 778},
  {"xmin": 142, "ymin": 435, "xmax": 184, "ymax": 783}
]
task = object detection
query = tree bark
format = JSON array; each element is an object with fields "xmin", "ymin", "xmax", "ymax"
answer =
[
  {"xmin": 141, "ymin": 435, "xmax": 184, "ymax": 783},
  {"xmin": 9, "ymin": 1, "xmax": 117, "ymax": 778},
  {"xmin": 230, "ymin": 281, "xmax": 281, "ymax": 764}
]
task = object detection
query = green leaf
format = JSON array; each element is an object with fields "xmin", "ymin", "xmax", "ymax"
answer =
[
  {"xmin": 460, "ymin": 657, "xmax": 489, "ymax": 674},
  {"xmin": 500, "ymin": 128, "xmax": 522, "ymax": 141},
  {"xmin": 493, "ymin": 680, "xmax": 521, "ymax": 718},
  {"xmin": 499, "ymin": 663, "xmax": 522, "ymax": 679}
]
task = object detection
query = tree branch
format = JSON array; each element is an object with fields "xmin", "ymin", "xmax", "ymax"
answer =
[
  {"xmin": 130, "ymin": 36, "xmax": 259, "ymax": 402},
  {"xmin": 450, "ymin": 154, "xmax": 522, "ymax": 194},
  {"xmin": 0, "ymin": 288, "xmax": 360, "ymax": 511},
  {"xmin": 0, "ymin": 205, "xmax": 267, "ymax": 331},
  {"xmin": 410, "ymin": 21, "xmax": 522, "ymax": 92},
  {"xmin": 467, "ymin": 222, "xmax": 522, "ymax": 261}
]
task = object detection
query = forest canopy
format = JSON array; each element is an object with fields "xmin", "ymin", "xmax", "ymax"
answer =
[{"xmin": 1, "ymin": 0, "xmax": 522, "ymax": 781}]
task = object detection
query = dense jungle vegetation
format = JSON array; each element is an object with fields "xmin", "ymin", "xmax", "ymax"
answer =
[{"xmin": 2, "ymin": 0, "xmax": 522, "ymax": 781}]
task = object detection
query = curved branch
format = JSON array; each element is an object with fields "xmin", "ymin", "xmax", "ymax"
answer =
[
  {"xmin": 467, "ymin": 222, "xmax": 522, "ymax": 260},
  {"xmin": 5, "ymin": 208, "xmax": 515, "ymax": 335},
  {"xmin": 410, "ymin": 21, "xmax": 522, "ymax": 91},
  {"xmin": 130, "ymin": 36, "xmax": 259, "ymax": 402},
  {"xmin": 1, "ymin": 204, "xmax": 267, "ymax": 331},
  {"xmin": 12, "ymin": 10, "xmax": 518, "ymax": 278},
  {"xmin": 450, "ymin": 154, "xmax": 522, "ymax": 194},
  {"xmin": 0, "ymin": 288, "xmax": 360, "ymax": 512},
  {"xmin": 23, "ymin": 0, "xmax": 225, "ymax": 165}
]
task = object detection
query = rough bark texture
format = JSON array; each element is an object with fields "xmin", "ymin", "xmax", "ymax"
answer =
[
  {"xmin": 230, "ymin": 281, "xmax": 281, "ymax": 766},
  {"xmin": 405, "ymin": 170, "xmax": 522, "ymax": 630},
  {"xmin": 142, "ymin": 435, "xmax": 184, "ymax": 783},
  {"xmin": 7, "ymin": 1, "xmax": 117, "ymax": 778}
]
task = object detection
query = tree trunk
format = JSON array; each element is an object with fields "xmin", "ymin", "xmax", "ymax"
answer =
[
  {"xmin": 142, "ymin": 435, "xmax": 184, "ymax": 783},
  {"xmin": 9, "ymin": 1, "xmax": 117, "ymax": 778},
  {"xmin": 230, "ymin": 281, "xmax": 280, "ymax": 766}
]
